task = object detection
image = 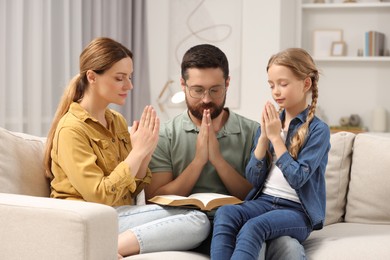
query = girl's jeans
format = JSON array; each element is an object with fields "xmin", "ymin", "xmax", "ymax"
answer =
[
  {"xmin": 211, "ymin": 194, "xmax": 311, "ymax": 260},
  {"xmin": 116, "ymin": 204, "xmax": 210, "ymax": 254}
]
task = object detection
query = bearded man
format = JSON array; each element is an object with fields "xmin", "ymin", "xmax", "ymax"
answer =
[{"xmin": 146, "ymin": 44, "xmax": 306, "ymax": 259}]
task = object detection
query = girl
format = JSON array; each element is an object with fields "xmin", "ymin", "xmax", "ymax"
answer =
[
  {"xmin": 44, "ymin": 37, "xmax": 209, "ymax": 259},
  {"xmin": 210, "ymin": 48, "xmax": 330, "ymax": 260}
]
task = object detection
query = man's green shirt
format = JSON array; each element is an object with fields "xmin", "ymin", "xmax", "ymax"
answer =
[{"xmin": 149, "ymin": 109, "xmax": 259, "ymax": 195}]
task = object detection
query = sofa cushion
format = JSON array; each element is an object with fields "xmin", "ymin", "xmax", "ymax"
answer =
[
  {"xmin": 303, "ymin": 222, "xmax": 390, "ymax": 260},
  {"xmin": 0, "ymin": 127, "xmax": 50, "ymax": 197},
  {"xmin": 0, "ymin": 193, "xmax": 118, "ymax": 260},
  {"xmin": 345, "ymin": 133, "xmax": 390, "ymax": 224},
  {"xmin": 324, "ymin": 132, "xmax": 355, "ymax": 225}
]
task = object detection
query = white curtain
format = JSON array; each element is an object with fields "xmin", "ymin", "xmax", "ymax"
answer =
[{"xmin": 0, "ymin": 0, "xmax": 150, "ymax": 136}]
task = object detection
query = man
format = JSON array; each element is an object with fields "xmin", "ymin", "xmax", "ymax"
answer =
[{"xmin": 146, "ymin": 44, "xmax": 305, "ymax": 259}]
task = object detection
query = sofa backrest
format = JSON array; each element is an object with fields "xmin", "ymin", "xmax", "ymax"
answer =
[
  {"xmin": 0, "ymin": 127, "xmax": 50, "ymax": 197},
  {"xmin": 345, "ymin": 133, "xmax": 390, "ymax": 224},
  {"xmin": 2, "ymin": 126, "xmax": 389, "ymax": 221},
  {"xmin": 324, "ymin": 131, "xmax": 355, "ymax": 225}
]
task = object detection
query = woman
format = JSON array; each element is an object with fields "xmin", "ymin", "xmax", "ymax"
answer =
[{"xmin": 44, "ymin": 37, "xmax": 209, "ymax": 258}]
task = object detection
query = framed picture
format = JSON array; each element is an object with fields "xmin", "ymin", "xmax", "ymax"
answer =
[
  {"xmin": 313, "ymin": 29, "xmax": 343, "ymax": 57},
  {"xmin": 331, "ymin": 41, "xmax": 346, "ymax": 56}
]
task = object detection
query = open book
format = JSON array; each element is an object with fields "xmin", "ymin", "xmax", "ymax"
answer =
[{"xmin": 148, "ymin": 192, "xmax": 243, "ymax": 211}]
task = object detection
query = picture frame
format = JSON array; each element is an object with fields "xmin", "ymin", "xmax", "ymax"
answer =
[
  {"xmin": 313, "ymin": 29, "xmax": 343, "ymax": 57},
  {"xmin": 331, "ymin": 41, "xmax": 346, "ymax": 56}
]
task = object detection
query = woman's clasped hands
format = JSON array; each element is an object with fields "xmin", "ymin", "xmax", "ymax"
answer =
[{"xmin": 130, "ymin": 105, "xmax": 160, "ymax": 158}]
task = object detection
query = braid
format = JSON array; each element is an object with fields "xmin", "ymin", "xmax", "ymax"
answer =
[{"xmin": 289, "ymin": 73, "xmax": 319, "ymax": 159}]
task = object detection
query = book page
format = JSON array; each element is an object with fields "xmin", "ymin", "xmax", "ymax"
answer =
[
  {"xmin": 148, "ymin": 195, "xmax": 203, "ymax": 208},
  {"xmin": 188, "ymin": 193, "xmax": 235, "ymax": 205},
  {"xmin": 154, "ymin": 195, "xmax": 191, "ymax": 201},
  {"xmin": 149, "ymin": 193, "xmax": 242, "ymax": 211}
]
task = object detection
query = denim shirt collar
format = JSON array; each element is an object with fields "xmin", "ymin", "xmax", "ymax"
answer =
[
  {"xmin": 275, "ymin": 107, "xmax": 310, "ymax": 148},
  {"xmin": 279, "ymin": 106, "xmax": 310, "ymax": 126}
]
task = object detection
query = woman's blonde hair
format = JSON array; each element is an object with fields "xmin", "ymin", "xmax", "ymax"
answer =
[
  {"xmin": 267, "ymin": 48, "xmax": 319, "ymax": 160},
  {"xmin": 44, "ymin": 37, "xmax": 133, "ymax": 178}
]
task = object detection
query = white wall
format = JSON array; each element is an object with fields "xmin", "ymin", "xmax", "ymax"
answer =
[
  {"xmin": 146, "ymin": 0, "xmax": 290, "ymax": 123},
  {"xmin": 237, "ymin": 0, "xmax": 297, "ymax": 122},
  {"xmin": 146, "ymin": 0, "xmax": 171, "ymax": 121},
  {"xmin": 146, "ymin": 0, "xmax": 390, "ymax": 132}
]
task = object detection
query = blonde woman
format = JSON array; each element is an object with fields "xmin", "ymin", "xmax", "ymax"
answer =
[{"xmin": 44, "ymin": 37, "xmax": 209, "ymax": 258}]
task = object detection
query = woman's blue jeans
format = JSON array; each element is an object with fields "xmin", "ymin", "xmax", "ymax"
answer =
[
  {"xmin": 211, "ymin": 194, "xmax": 312, "ymax": 260},
  {"xmin": 116, "ymin": 204, "xmax": 210, "ymax": 254}
]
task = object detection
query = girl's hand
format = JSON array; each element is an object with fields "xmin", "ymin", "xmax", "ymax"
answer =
[
  {"xmin": 263, "ymin": 102, "xmax": 282, "ymax": 143},
  {"xmin": 259, "ymin": 105, "xmax": 268, "ymax": 141},
  {"xmin": 254, "ymin": 105, "xmax": 270, "ymax": 160}
]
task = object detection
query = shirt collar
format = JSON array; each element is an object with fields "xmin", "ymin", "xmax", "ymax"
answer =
[
  {"xmin": 280, "ymin": 106, "xmax": 310, "ymax": 124},
  {"xmin": 69, "ymin": 102, "xmax": 114, "ymax": 126}
]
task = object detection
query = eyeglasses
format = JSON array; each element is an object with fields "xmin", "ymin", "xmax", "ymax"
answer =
[{"xmin": 186, "ymin": 85, "xmax": 226, "ymax": 99}]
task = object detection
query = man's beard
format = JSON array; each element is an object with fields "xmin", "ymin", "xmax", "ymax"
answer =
[{"xmin": 186, "ymin": 95, "xmax": 226, "ymax": 120}]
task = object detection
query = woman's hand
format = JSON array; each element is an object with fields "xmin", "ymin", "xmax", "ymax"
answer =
[{"xmin": 129, "ymin": 105, "xmax": 160, "ymax": 159}]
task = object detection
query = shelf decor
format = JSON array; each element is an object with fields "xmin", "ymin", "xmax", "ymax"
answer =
[
  {"xmin": 331, "ymin": 41, "xmax": 346, "ymax": 56},
  {"xmin": 364, "ymin": 31, "xmax": 386, "ymax": 56},
  {"xmin": 313, "ymin": 29, "xmax": 343, "ymax": 57}
]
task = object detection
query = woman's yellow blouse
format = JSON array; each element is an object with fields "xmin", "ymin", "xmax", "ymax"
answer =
[{"xmin": 50, "ymin": 102, "xmax": 151, "ymax": 206}]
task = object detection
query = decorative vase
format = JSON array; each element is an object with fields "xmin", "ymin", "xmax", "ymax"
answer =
[{"xmin": 371, "ymin": 107, "xmax": 388, "ymax": 132}]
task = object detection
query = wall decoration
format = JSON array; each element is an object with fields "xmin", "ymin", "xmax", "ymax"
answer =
[{"xmin": 167, "ymin": 0, "xmax": 242, "ymax": 108}]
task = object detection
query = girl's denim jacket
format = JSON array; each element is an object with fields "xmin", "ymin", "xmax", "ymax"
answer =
[{"xmin": 245, "ymin": 108, "xmax": 331, "ymax": 230}]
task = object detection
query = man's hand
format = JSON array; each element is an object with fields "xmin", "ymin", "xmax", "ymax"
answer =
[
  {"xmin": 207, "ymin": 110, "xmax": 223, "ymax": 165},
  {"xmin": 194, "ymin": 109, "xmax": 210, "ymax": 167}
]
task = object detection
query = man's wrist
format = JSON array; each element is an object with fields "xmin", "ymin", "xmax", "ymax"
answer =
[{"xmin": 191, "ymin": 157, "xmax": 207, "ymax": 169}]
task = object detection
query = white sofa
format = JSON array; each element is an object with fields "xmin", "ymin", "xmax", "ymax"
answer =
[
  {"xmin": 303, "ymin": 131, "xmax": 390, "ymax": 259},
  {"xmin": 1, "ymin": 127, "xmax": 390, "ymax": 260}
]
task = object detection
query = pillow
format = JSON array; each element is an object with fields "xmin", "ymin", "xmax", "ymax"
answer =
[
  {"xmin": 345, "ymin": 133, "xmax": 390, "ymax": 224},
  {"xmin": 324, "ymin": 131, "xmax": 355, "ymax": 225},
  {"xmin": 0, "ymin": 127, "xmax": 50, "ymax": 197}
]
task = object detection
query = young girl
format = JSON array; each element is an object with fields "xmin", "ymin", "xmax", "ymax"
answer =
[
  {"xmin": 44, "ymin": 37, "xmax": 209, "ymax": 259},
  {"xmin": 210, "ymin": 48, "xmax": 330, "ymax": 260}
]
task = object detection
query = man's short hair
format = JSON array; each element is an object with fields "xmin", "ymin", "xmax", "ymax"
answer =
[{"xmin": 181, "ymin": 44, "xmax": 229, "ymax": 81}]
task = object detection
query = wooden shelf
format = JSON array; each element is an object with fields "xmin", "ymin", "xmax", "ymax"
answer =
[
  {"xmin": 314, "ymin": 56, "xmax": 390, "ymax": 62},
  {"xmin": 330, "ymin": 126, "xmax": 367, "ymax": 134},
  {"xmin": 303, "ymin": 3, "xmax": 390, "ymax": 9}
]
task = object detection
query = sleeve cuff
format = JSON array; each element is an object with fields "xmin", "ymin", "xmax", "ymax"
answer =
[{"xmin": 276, "ymin": 151, "xmax": 293, "ymax": 171}]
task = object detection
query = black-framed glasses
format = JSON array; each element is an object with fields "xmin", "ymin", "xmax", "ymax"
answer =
[{"xmin": 186, "ymin": 85, "xmax": 226, "ymax": 99}]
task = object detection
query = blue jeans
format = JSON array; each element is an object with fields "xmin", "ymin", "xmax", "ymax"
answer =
[
  {"xmin": 265, "ymin": 236, "xmax": 306, "ymax": 260},
  {"xmin": 211, "ymin": 194, "xmax": 311, "ymax": 260},
  {"xmin": 116, "ymin": 204, "xmax": 210, "ymax": 253}
]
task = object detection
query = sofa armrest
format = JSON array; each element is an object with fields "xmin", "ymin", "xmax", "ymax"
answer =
[{"xmin": 0, "ymin": 193, "xmax": 118, "ymax": 260}]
